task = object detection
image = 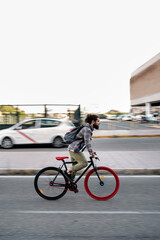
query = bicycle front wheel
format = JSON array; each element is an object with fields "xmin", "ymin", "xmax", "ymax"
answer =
[
  {"xmin": 84, "ymin": 167, "xmax": 120, "ymax": 200},
  {"xmin": 34, "ymin": 167, "xmax": 68, "ymax": 200}
]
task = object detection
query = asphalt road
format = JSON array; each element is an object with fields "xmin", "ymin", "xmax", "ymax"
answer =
[
  {"xmin": 91, "ymin": 138, "xmax": 160, "ymax": 151},
  {"xmin": 1, "ymin": 176, "xmax": 160, "ymax": 240},
  {"xmin": 0, "ymin": 138, "xmax": 160, "ymax": 152}
]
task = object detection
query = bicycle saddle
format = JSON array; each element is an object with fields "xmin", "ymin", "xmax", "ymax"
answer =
[{"xmin": 56, "ymin": 156, "xmax": 69, "ymax": 161}]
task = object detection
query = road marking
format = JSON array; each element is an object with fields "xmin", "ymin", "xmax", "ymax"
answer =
[
  {"xmin": 17, "ymin": 210, "xmax": 160, "ymax": 215},
  {"xmin": 1, "ymin": 175, "xmax": 160, "ymax": 179},
  {"xmin": 119, "ymin": 175, "xmax": 160, "ymax": 178},
  {"xmin": 0, "ymin": 175, "xmax": 160, "ymax": 178},
  {"xmin": 0, "ymin": 176, "xmax": 36, "ymax": 178}
]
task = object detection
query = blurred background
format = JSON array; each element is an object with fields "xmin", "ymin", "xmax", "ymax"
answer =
[
  {"xmin": 0, "ymin": 0, "xmax": 160, "ymax": 115},
  {"xmin": 0, "ymin": 1, "xmax": 160, "ymax": 239}
]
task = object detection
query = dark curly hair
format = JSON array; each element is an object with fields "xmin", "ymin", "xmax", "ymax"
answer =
[{"xmin": 85, "ymin": 114, "xmax": 99, "ymax": 124}]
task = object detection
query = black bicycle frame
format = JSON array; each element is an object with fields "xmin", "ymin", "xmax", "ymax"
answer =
[{"xmin": 57, "ymin": 156, "xmax": 102, "ymax": 184}]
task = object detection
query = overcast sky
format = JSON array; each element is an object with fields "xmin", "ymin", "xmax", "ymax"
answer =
[{"xmin": 0, "ymin": 0, "xmax": 160, "ymax": 113}]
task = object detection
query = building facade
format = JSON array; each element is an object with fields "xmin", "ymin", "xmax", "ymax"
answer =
[{"xmin": 130, "ymin": 53, "xmax": 160, "ymax": 115}]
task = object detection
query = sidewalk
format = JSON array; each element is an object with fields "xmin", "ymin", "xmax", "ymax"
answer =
[
  {"xmin": 0, "ymin": 129, "xmax": 160, "ymax": 175},
  {"xmin": 0, "ymin": 150, "xmax": 160, "ymax": 175}
]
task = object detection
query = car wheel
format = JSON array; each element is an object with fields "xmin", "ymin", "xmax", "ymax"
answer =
[
  {"xmin": 52, "ymin": 137, "xmax": 64, "ymax": 148},
  {"xmin": 1, "ymin": 137, "xmax": 14, "ymax": 149}
]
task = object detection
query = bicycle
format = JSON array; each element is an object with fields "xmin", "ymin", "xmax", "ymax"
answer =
[{"xmin": 34, "ymin": 156, "xmax": 120, "ymax": 201}]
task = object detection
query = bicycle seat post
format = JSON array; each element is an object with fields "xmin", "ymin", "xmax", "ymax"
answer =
[
  {"xmin": 62, "ymin": 159, "xmax": 68, "ymax": 171},
  {"xmin": 57, "ymin": 159, "xmax": 65, "ymax": 172}
]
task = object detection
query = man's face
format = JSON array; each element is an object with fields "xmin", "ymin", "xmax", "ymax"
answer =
[{"xmin": 93, "ymin": 118, "xmax": 100, "ymax": 129}]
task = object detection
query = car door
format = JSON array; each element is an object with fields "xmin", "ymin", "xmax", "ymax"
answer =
[
  {"xmin": 14, "ymin": 120, "xmax": 40, "ymax": 144},
  {"xmin": 37, "ymin": 119, "xmax": 61, "ymax": 143}
]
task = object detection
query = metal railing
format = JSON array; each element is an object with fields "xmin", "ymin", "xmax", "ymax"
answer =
[{"xmin": 0, "ymin": 104, "xmax": 81, "ymax": 129}]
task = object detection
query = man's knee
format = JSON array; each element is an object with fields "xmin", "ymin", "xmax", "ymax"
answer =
[{"xmin": 82, "ymin": 161, "xmax": 88, "ymax": 168}]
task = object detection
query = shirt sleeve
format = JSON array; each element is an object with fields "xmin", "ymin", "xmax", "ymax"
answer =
[{"xmin": 83, "ymin": 127, "xmax": 94, "ymax": 155}]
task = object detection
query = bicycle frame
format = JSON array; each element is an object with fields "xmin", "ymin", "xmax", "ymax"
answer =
[{"xmin": 57, "ymin": 156, "xmax": 101, "ymax": 184}]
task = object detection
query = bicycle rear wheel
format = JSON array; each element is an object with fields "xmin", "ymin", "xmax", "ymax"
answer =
[
  {"xmin": 84, "ymin": 167, "xmax": 120, "ymax": 200},
  {"xmin": 34, "ymin": 167, "xmax": 68, "ymax": 200}
]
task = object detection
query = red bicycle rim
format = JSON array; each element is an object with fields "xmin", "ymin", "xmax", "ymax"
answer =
[{"xmin": 84, "ymin": 167, "xmax": 120, "ymax": 201}]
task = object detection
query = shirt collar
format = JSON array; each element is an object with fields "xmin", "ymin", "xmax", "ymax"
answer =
[{"xmin": 86, "ymin": 123, "xmax": 94, "ymax": 131}]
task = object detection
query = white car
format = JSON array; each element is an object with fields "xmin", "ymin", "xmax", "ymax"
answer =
[
  {"xmin": 116, "ymin": 115, "xmax": 124, "ymax": 120},
  {"xmin": 133, "ymin": 115, "xmax": 142, "ymax": 121},
  {"xmin": 0, "ymin": 118, "xmax": 75, "ymax": 149},
  {"xmin": 122, "ymin": 115, "xmax": 133, "ymax": 121},
  {"xmin": 107, "ymin": 115, "xmax": 117, "ymax": 120}
]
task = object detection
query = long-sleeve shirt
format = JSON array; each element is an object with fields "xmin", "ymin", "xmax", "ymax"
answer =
[{"xmin": 68, "ymin": 123, "xmax": 94, "ymax": 155}]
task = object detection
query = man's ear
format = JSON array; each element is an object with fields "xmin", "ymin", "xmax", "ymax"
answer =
[{"xmin": 91, "ymin": 120, "xmax": 95, "ymax": 125}]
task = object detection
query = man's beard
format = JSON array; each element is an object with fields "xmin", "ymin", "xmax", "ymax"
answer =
[{"xmin": 93, "ymin": 124, "xmax": 99, "ymax": 130}]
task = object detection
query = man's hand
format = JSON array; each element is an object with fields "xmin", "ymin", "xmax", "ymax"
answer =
[{"xmin": 92, "ymin": 152, "xmax": 98, "ymax": 159}]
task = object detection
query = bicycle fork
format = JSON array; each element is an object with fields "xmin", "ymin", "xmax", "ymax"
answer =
[{"xmin": 94, "ymin": 166, "xmax": 104, "ymax": 186}]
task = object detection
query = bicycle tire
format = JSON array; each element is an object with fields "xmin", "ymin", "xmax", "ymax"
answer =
[
  {"xmin": 34, "ymin": 167, "xmax": 68, "ymax": 200},
  {"xmin": 84, "ymin": 166, "xmax": 120, "ymax": 201}
]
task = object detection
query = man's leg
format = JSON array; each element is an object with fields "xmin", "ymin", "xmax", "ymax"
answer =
[{"xmin": 69, "ymin": 151, "xmax": 88, "ymax": 179}]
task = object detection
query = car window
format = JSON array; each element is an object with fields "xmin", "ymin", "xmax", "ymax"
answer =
[
  {"xmin": 40, "ymin": 120, "xmax": 61, "ymax": 128},
  {"xmin": 20, "ymin": 120, "xmax": 37, "ymax": 129},
  {"xmin": 66, "ymin": 121, "xmax": 75, "ymax": 127}
]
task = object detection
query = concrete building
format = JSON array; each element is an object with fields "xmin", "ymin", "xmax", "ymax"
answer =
[{"xmin": 130, "ymin": 53, "xmax": 160, "ymax": 115}]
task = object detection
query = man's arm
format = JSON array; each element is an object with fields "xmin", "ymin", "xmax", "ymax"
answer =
[{"xmin": 83, "ymin": 127, "xmax": 95, "ymax": 156}]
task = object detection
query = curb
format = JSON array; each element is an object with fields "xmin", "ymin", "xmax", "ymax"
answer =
[
  {"xmin": 0, "ymin": 169, "xmax": 160, "ymax": 175},
  {"xmin": 93, "ymin": 135, "xmax": 160, "ymax": 138}
]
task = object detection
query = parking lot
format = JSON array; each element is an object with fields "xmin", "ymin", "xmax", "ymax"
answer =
[{"xmin": 99, "ymin": 119, "xmax": 160, "ymax": 131}]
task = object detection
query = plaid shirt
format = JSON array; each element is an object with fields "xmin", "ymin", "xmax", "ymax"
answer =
[{"xmin": 68, "ymin": 123, "xmax": 94, "ymax": 155}]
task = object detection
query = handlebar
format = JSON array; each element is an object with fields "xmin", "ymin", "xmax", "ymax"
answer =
[{"xmin": 89, "ymin": 156, "xmax": 100, "ymax": 161}]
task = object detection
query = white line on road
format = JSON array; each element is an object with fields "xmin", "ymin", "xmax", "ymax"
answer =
[
  {"xmin": 0, "ymin": 175, "xmax": 160, "ymax": 178},
  {"xmin": 17, "ymin": 210, "xmax": 160, "ymax": 215},
  {"xmin": 1, "ymin": 175, "xmax": 160, "ymax": 179}
]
